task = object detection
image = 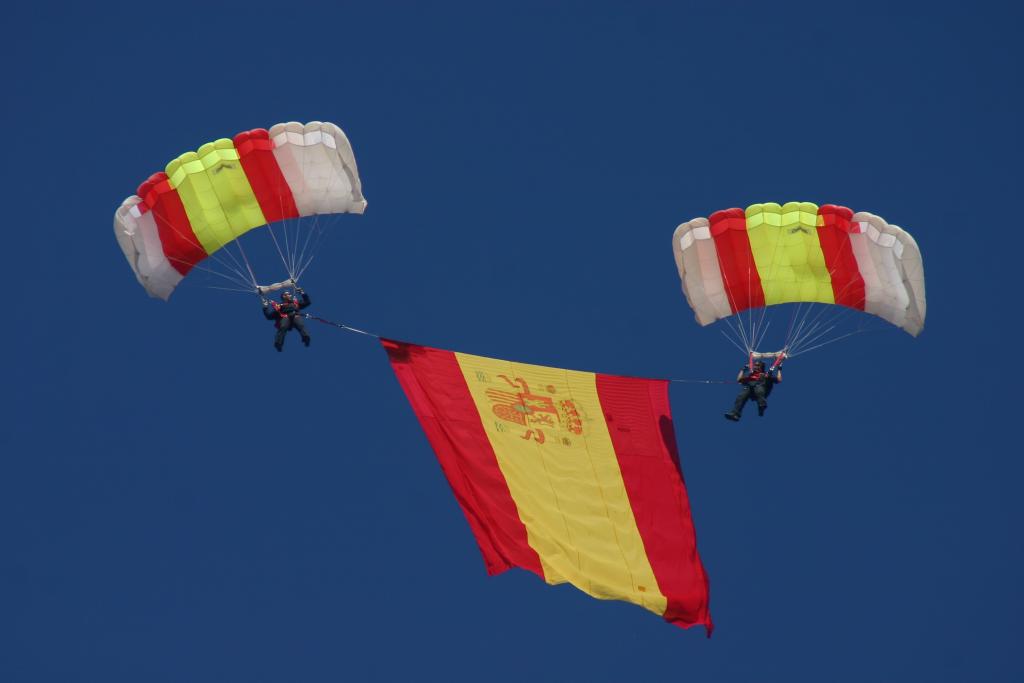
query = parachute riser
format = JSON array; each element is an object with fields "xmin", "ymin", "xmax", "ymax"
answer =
[
  {"xmin": 748, "ymin": 349, "xmax": 788, "ymax": 370},
  {"xmin": 256, "ymin": 278, "xmax": 298, "ymax": 295}
]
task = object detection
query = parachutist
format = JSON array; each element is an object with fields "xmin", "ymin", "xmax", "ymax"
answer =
[
  {"xmin": 724, "ymin": 360, "xmax": 781, "ymax": 421},
  {"xmin": 263, "ymin": 288, "xmax": 311, "ymax": 352}
]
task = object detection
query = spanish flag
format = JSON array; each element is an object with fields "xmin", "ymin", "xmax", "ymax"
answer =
[{"xmin": 383, "ymin": 339, "xmax": 712, "ymax": 633}]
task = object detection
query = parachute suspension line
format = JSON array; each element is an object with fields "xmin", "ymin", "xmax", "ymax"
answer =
[
  {"xmin": 782, "ymin": 284, "xmax": 830, "ymax": 353},
  {"xmin": 266, "ymin": 222, "xmax": 294, "ymax": 280},
  {"xmin": 294, "ymin": 226, "xmax": 325, "ymax": 282},
  {"xmin": 719, "ymin": 328, "xmax": 749, "ymax": 356},
  {"xmin": 790, "ymin": 321, "xmax": 838, "ymax": 355},
  {"xmin": 167, "ymin": 257, "xmax": 253, "ymax": 293},
  {"xmin": 282, "ymin": 210, "xmax": 296, "ymax": 278},
  {"xmin": 751, "ymin": 302, "xmax": 770, "ymax": 352},
  {"xmin": 787, "ymin": 299, "xmax": 837, "ymax": 353},
  {"xmin": 264, "ymin": 197, "xmax": 295, "ymax": 280},
  {"xmin": 804, "ymin": 306, "xmax": 864, "ymax": 351},
  {"xmin": 793, "ymin": 304, "xmax": 845, "ymax": 348},
  {"xmin": 786, "ymin": 305, "xmax": 814, "ymax": 351},
  {"xmin": 211, "ymin": 244, "xmax": 256, "ymax": 291},
  {"xmin": 791, "ymin": 293, "xmax": 885, "ymax": 357},
  {"xmin": 798, "ymin": 324, "xmax": 848, "ymax": 356},
  {"xmin": 230, "ymin": 235, "xmax": 260, "ymax": 291},
  {"xmin": 285, "ymin": 213, "xmax": 301, "ymax": 277},
  {"xmin": 297, "ymin": 212, "xmax": 340, "ymax": 281},
  {"xmin": 292, "ymin": 214, "xmax": 319, "ymax": 278},
  {"xmin": 722, "ymin": 316, "xmax": 748, "ymax": 355},
  {"xmin": 205, "ymin": 284, "xmax": 265, "ymax": 294},
  {"xmin": 788, "ymin": 316, "xmax": 821, "ymax": 351},
  {"xmin": 290, "ymin": 215, "xmax": 304, "ymax": 278},
  {"xmin": 784, "ymin": 301, "xmax": 804, "ymax": 349},
  {"xmin": 788, "ymin": 307, "xmax": 831, "ymax": 355},
  {"xmin": 294, "ymin": 231, "xmax": 322, "ymax": 280},
  {"xmin": 293, "ymin": 213, "xmax": 332, "ymax": 282},
  {"xmin": 786, "ymin": 301, "xmax": 863, "ymax": 356},
  {"xmin": 789, "ymin": 329, "xmax": 870, "ymax": 358},
  {"xmin": 753, "ymin": 319, "xmax": 772, "ymax": 352},
  {"xmin": 782, "ymin": 301, "xmax": 823, "ymax": 352}
]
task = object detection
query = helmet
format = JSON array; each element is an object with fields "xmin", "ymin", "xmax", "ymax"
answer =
[{"xmin": 281, "ymin": 290, "xmax": 294, "ymax": 300}]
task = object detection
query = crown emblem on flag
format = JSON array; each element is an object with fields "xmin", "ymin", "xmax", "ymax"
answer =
[{"xmin": 486, "ymin": 375, "xmax": 584, "ymax": 444}]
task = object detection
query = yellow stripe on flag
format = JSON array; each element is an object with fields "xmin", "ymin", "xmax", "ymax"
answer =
[
  {"xmin": 453, "ymin": 352, "xmax": 667, "ymax": 615},
  {"xmin": 746, "ymin": 201, "xmax": 835, "ymax": 306},
  {"xmin": 165, "ymin": 138, "xmax": 267, "ymax": 255}
]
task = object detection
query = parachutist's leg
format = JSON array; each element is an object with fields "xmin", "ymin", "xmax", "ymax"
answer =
[
  {"xmin": 726, "ymin": 386, "xmax": 752, "ymax": 420},
  {"xmin": 275, "ymin": 319, "xmax": 292, "ymax": 351},
  {"xmin": 732, "ymin": 386, "xmax": 752, "ymax": 416},
  {"xmin": 293, "ymin": 316, "xmax": 311, "ymax": 346},
  {"xmin": 754, "ymin": 385, "xmax": 768, "ymax": 416}
]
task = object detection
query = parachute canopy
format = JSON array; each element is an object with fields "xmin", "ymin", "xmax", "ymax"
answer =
[
  {"xmin": 672, "ymin": 202, "xmax": 925, "ymax": 336},
  {"xmin": 114, "ymin": 121, "xmax": 366, "ymax": 300}
]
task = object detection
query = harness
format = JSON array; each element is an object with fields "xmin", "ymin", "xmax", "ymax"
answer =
[
  {"xmin": 747, "ymin": 371, "xmax": 766, "ymax": 383},
  {"xmin": 272, "ymin": 299, "xmax": 298, "ymax": 318}
]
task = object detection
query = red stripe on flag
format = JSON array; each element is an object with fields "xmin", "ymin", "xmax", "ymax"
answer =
[
  {"xmin": 818, "ymin": 205, "xmax": 866, "ymax": 310},
  {"xmin": 709, "ymin": 208, "xmax": 764, "ymax": 314},
  {"xmin": 381, "ymin": 340, "xmax": 543, "ymax": 578},
  {"xmin": 234, "ymin": 129, "xmax": 300, "ymax": 224},
  {"xmin": 595, "ymin": 374, "xmax": 713, "ymax": 634},
  {"xmin": 137, "ymin": 172, "xmax": 206, "ymax": 276}
]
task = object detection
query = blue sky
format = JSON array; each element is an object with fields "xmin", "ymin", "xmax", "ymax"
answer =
[{"xmin": 3, "ymin": 2, "xmax": 1021, "ymax": 681}]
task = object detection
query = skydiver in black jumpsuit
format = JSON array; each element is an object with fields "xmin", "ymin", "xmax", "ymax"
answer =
[
  {"xmin": 724, "ymin": 360, "xmax": 781, "ymax": 421},
  {"xmin": 262, "ymin": 288, "xmax": 311, "ymax": 352}
]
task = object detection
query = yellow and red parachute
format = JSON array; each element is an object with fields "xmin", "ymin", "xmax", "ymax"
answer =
[
  {"xmin": 671, "ymin": 202, "xmax": 926, "ymax": 346},
  {"xmin": 114, "ymin": 121, "xmax": 366, "ymax": 300}
]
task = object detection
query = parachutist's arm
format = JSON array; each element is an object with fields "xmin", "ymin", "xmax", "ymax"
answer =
[
  {"xmin": 262, "ymin": 305, "xmax": 277, "ymax": 320},
  {"xmin": 298, "ymin": 292, "xmax": 311, "ymax": 309},
  {"xmin": 774, "ymin": 369, "xmax": 782, "ymax": 383},
  {"xmin": 736, "ymin": 369, "xmax": 746, "ymax": 382}
]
